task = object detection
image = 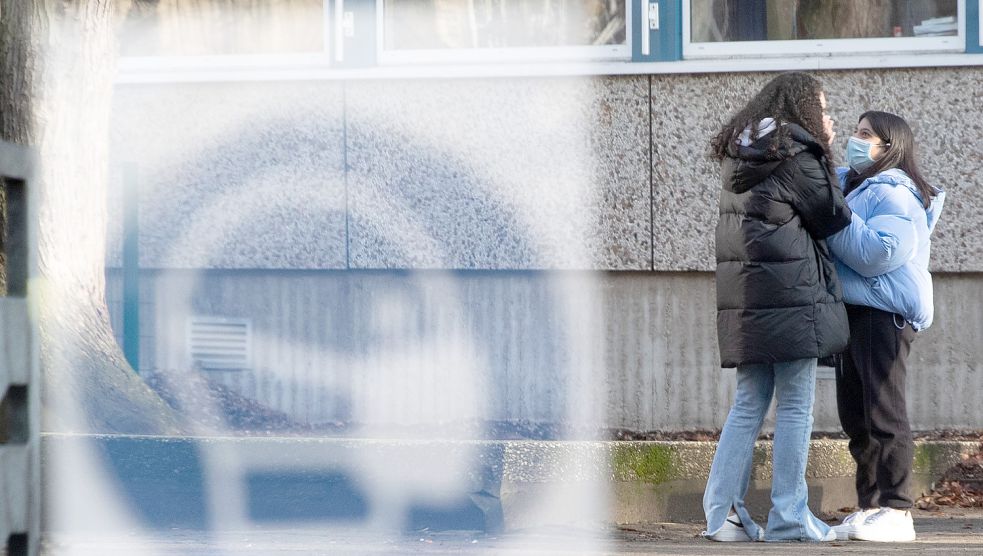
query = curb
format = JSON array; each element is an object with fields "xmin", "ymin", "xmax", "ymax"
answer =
[
  {"xmin": 607, "ymin": 439, "xmax": 977, "ymax": 482},
  {"xmin": 500, "ymin": 439, "xmax": 979, "ymax": 525}
]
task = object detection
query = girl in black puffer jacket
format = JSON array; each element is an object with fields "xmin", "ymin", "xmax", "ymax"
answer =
[{"xmin": 702, "ymin": 72, "xmax": 853, "ymax": 543}]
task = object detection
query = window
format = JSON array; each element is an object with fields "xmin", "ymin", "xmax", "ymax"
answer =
[
  {"xmin": 120, "ymin": 0, "xmax": 327, "ymax": 57},
  {"xmin": 114, "ymin": 0, "xmax": 983, "ymax": 81},
  {"xmin": 685, "ymin": 0, "xmax": 964, "ymax": 58},
  {"xmin": 377, "ymin": 0, "xmax": 631, "ymax": 64}
]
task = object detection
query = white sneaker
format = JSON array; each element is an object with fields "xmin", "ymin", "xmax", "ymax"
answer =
[
  {"xmin": 831, "ymin": 508, "xmax": 880, "ymax": 541},
  {"xmin": 702, "ymin": 516, "xmax": 762, "ymax": 542},
  {"xmin": 851, "ymin": 507, "xmax": 916, "ymax": 542}
]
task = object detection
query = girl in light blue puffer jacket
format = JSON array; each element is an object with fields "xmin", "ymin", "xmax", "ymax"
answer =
[
  {"xmin": 827, "ymin": 162, "xmax": 944, "ymax": 331},
  {"xmin": 825, "ymin": 111, "xmax": 944, "ymax": 544}
]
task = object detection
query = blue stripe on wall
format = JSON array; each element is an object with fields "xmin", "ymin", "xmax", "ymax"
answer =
[
  {"xmin": 968, "ymin": 0, "xmax": 982, "ymax": 53},
  {"xmin": 633, "ymin": 0, "xmax": 683, "ymax": 62}
]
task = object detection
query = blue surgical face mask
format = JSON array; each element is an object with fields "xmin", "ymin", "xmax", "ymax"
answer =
[{"xmin": 846, "ymin": 136, "xmax": 888, "ymax": 173}]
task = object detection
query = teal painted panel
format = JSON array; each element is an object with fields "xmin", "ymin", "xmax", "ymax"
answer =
[
  {"xmin": 332, "ymin": 0, "xmax": 377, "ymax": 68},
  {"xmin": 968, "ymin": 0, "xmax": 982, "ymax": 53},
  {"xmin": 632, "ymin": 0, "xmax": 682, "ymax": 62}
]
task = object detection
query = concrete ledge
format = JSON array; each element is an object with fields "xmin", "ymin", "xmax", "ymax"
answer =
[
  {"xmin": 42, "ymin": 435, "xmax": 979, "ymax": 531},
  {"xmin": 504, "ymin": 439, "xmax": 979, "ymax": 525},
  {"xmin": 608, "ymin": 439, "xmax": 975, "ymax": 482}
]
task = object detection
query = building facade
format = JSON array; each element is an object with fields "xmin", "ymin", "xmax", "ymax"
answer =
[{"xmin": 106, "ymin": 0, "xmax": 983, "ymax": 433}]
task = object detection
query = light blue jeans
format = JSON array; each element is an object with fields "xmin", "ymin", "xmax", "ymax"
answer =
[{"xmin": 703, "ymin": 358, "xmax": 832, "ymax": 542}]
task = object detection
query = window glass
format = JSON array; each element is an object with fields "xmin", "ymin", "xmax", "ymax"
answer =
[
  {"xmin": 690, "ymin": 0, "xmax": 958, "ymax": 43},
  {"xmin": 381, "ymin": 0, "xmax": 627, "ymax": 51},
  {"xmin": 120, "ymin": 0, "xmax": 325, "ymax": 57}
]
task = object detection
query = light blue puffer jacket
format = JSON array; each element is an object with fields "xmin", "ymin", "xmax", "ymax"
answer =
[{"xmin": 826, "ymin": 167, "xmax": 945, "ymax": 331}]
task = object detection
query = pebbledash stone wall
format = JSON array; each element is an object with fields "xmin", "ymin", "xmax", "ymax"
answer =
[
  {"xmin": 105, "ymin": 67, "xmax": 983, "ymax": 432},
  {"xmin": 649, "ymin": 68, "xmax": 983, "ymax": 272}
]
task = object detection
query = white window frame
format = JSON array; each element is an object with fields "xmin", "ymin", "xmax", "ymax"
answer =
[
  {"xmin": 683, "ymin": 0, "xmax": 966, "ymax": 59},
  {"xmin": 375, "ymin": 0, "xmax": 632, "ymax": 65}
]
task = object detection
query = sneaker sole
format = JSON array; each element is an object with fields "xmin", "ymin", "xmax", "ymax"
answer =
[
  {"xmin": 704, "ymin": 532, "xmax": 754, "ymax": 542},
  {"xmin": 850, "ymin": 531, "xmax": 916, "ymax": 542}
]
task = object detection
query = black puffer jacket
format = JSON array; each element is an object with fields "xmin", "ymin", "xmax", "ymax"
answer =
[{"xmin": 716, "ymin": 124, "xmax": 853, "ymax": 368}]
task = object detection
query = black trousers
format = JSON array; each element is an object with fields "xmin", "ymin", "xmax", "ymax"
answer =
[{"xmin": 836, "ymin": 304, "xmax": 917, "ymax": 510}]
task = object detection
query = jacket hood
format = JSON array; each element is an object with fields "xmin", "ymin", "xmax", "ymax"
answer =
[
  {"xmin": 836, "ymin": 167, "xmax": 946, "ymax": 233},
  {"xmin": 723, "ymin": 121, "xmax": 826, "ymax": 194}
]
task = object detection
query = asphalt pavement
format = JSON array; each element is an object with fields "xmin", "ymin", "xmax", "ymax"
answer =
[{"xmin": 40, "ymin": 507, "xmax": 981, "ymax": 555}]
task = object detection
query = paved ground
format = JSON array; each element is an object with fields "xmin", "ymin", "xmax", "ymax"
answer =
[
  {"xmin": 611, "ymin": 508, "xmax": 982, "ymax": 555},
  {"xmin": 40, "ymin": 508, "xmax": 981, "ymax": 555}
]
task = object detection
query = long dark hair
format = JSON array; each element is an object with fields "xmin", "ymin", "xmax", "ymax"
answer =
[
  {"xmin": 710, "ymin": 71, "xmax": 833, "ymax": 173},
  {"xmin": 845, "ymin": 111, "xmax": 934, "ymax": 209}
]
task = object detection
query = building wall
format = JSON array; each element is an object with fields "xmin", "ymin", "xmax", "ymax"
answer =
[
  {"xmin": 107, "ymin": 270, "xmax": 983, "ymax": 432},
  {"xmin": 107, "ymin": 67, "xmax": 983, "ymax": 432}
]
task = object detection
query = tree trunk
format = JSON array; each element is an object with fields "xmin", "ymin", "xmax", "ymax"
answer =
[
  {"xmin": 796, "ymin": 0, "xmax": 894, "ymax": 39},
  {"xmin": 0, "ymin": 0, "xmax": 182, "ymax": 433}
]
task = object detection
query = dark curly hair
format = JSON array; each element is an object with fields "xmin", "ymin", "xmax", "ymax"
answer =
[{"xmin": 710, "ymin": 71, "xmax": 833, "ymax": 173}]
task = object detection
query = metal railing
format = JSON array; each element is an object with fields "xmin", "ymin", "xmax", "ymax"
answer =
[{"xmin": 0, "ymin": 139, "xmax": 39, "ymax": 556}]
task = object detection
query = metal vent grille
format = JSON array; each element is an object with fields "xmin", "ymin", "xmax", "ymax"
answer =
[{"xmin": 186, "ymin": 316, "xmax": 252, "ymax": 371}]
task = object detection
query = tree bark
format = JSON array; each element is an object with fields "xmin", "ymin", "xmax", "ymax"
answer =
[
  {"xmin": 796, "ymin": 0, "xmax": 894, "ymax": 39},
  {"xmin": 0, "ymin": 0, "xmax": 182, "ymax": 433}
]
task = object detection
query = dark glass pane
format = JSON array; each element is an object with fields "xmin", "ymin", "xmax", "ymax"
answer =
[{"xmin": 691, "ymin": 0, "xmax": 958, "ymax": 43}]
